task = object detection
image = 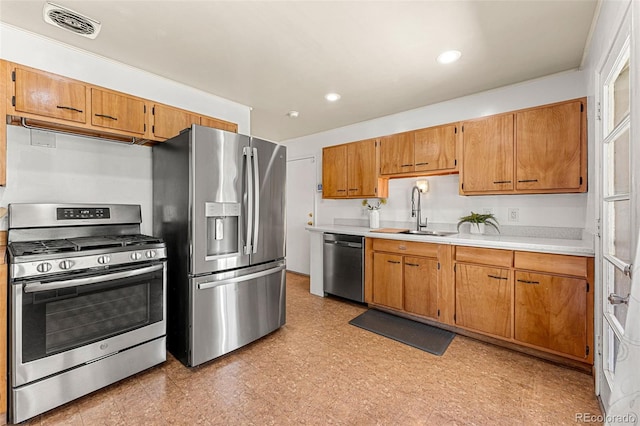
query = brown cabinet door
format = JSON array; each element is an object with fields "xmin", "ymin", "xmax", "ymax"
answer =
[
  {"xmin": 455, "ymin": 263, "xmax": 511, "ymax": 337},
  {"xmin": 372, "ymin": 252, "xmax": 403, "ymax": 310},
  {"xmin": 14, "ymin": 67, "xmax": 86, "ymax": 123},
  {"xmin": 322, "ymin": 145, "xmax": 347, "ymax": 198},
  {"xmin": 461, "ymin": 114, "xmax": 514, "ymax": 192},
  {"xmin": 200, "ymin": 115, "xmax": 238, "ymax": 133},
  {"xmin": 91, "ymin": 89, "xmax": 145, "ymax": 134},
  {"xmin": 347, "ymin": 139, "xmax": 377, "ymax": 197},
  {"xmin": 404, "ymin": 256, "xmax": 438, "ymax": 319},
  {"xmin": 514, "ymin": 271, "xmax": 587, "ymax": 358},
  {"xmin": 379, "ymin": 132, "xmax": 414, "ymax": 175},
  {"xmin": 152, "ymin": 104, "xmax": 199, "ymax": 140},
  {"xmin": 516, "ymin": 100, "xmax": 583, "ymax": 190},
  {"xmin": 414, "ymin": 124, "xmax": 457, "ymax": 172}
]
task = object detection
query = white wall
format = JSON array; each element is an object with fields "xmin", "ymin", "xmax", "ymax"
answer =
[
  {"xmin": 283, "ymin": 70, "xmax": 589, "ymax": 229},
  {"xmin": 0, "ymin": 24, "xmax": 252, "ymax": 233}
]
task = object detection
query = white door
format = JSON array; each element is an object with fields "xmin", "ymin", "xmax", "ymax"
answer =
[
  {"xmin": 597, "ymin": 9, "xmax": 634, "ymax": 410},
  {"xmin": 286, "ymin": 156, "xmax": 316, "ymax": 274}
]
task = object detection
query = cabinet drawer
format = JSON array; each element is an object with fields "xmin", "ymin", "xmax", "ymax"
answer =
[
  {"xmin": 372, "ymin": 239, "xmax": 438, "ymax": 257},
  {"xmin": 455, "ymin": 246, "xmax": 513, "ymax": 267},
  {"xmin": 514, "ymin": 252, "xmax": 588, "ymax": 278}
]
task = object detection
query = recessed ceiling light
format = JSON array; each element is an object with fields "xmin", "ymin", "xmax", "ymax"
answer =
[
  {"xmin": 437, "ymin": 50, "xmax": 462, "ymax": 64},
  {"xmin": 287, "ymin": 110, "xmax": 300, "ymax": 118},
  {"xmin": 325, "ymin": 93, "xmax": 341, "ymax": 102}
]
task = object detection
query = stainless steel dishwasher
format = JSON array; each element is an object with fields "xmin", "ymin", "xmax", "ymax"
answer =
[{"xmin": 323, "ymin": 233, "xmax": 364, "ymax": 302}]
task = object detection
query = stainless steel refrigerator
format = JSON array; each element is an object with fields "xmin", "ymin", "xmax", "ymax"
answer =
[{"xmin": 153, "ymin": 125, "xmax": 286, "ymax": 367}]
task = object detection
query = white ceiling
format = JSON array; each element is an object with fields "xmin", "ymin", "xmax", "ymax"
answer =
[{"xmin": 0, "ymin": 0, "xmax": 598, "ymax": 142}]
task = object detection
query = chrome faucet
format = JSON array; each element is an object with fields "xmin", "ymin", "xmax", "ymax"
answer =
[{"xmin": 411, "ymin": 185, "xmax": 428, "ymax": 231}]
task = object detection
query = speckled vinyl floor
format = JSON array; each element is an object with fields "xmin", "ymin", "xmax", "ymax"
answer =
[{"xmin": 22, "ymin": 272, "xmax": 602, "ymax": 425}]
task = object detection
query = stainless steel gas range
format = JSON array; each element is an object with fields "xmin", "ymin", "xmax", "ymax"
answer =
[{"xmin": 7, "ymin": 203, "xmax": 167, "ymax": 424}]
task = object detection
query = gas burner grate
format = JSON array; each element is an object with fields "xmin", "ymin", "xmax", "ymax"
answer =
[
  {"xmin": 108, "ymin": 234, "xmax": 163, "ymax": 246},
  {"xmin": 10, "ymin": 240, "xmax": 77, "ymax": 256}
]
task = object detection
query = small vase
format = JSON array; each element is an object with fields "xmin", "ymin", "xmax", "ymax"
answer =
[
  {"xmin": 470, "ymin": 223, "xmax": 485, "ymax": 235},
  {"xmin": 369, "ymin": 209, "xmax": 380, "ymax": 229}
]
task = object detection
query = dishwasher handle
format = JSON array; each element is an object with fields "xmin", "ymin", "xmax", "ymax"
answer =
[{"xmin": 324, "ymin": 240, "xmax": 362, "ymax": 249}]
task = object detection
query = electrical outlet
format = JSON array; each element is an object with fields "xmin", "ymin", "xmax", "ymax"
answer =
[{"xmin": 508, "ymin": 208, "xmax": 519, "ymax": 222}]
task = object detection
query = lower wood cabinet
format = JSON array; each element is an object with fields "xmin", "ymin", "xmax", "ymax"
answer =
[
  {"xmin": 455, "ymin": 263, "xmax": 511, "ymax": 338},
  {"xmin": 404, "ymin": 256, "xmax": 438, "ymax": 319},
  {"xmin": 365, "ymin": 238, "xmax": 594, "ymax": 368},
  {"xmin": 372, "ymin": 252, "xmax": 403, "ymax": 309},
  {"xmin": 514, "ymin": 271, "xmax": 589, "ymax": 359}
]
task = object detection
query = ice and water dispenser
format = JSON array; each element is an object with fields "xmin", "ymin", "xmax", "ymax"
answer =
[{"xmin": 205, "ymin": 202, "xmax": 240, "ymax": 257}]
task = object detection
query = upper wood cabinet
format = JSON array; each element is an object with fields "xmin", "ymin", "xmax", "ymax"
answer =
[
  {"xmin": 13, "ymin": 66, "xmax": 87, "ymax": 124},
  {"xmin": 379, "ymin": 131, "xmax": 414, "ymax": 175},
  {"xmin": 91, "ymin": 89, "xmax": 146, "ymax": 135},
  {"xmin": 5, "ymin": 61, "xmax": 238, "ymax": 146},
  {"xmin": 322, "ymin": 144, "xmax": 348, "ymax": 198},
  {"xmin": 379, "ymin": 124, "xmax": 458, "ymax": 176},
  {"xmin": 200, "ymin": 115, "xmax": 238, "ymax": 133},
  {"xmin": 151, "ymin": 104, "xmax": 199, "ymax": 140},
  {"xmin": 460, "ymin": 114, "xmax": 514, "ymax": 193},
  {"xmin": 414, "ymin": 124, "xmax": 457, "ymax": 172},
  {"xmin": 322, "ymin": 138, "xmax": 385, "ymax": 199},
  {"xmin": 515, "ymin": 100, "xmax": 584, "ymax": 191},
  {"xmin": 460, "ymin": 98, "xmax": 586, "ymax": 195}
]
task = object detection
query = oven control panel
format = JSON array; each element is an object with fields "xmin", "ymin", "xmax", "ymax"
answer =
[{"xmin": 57, "ymin": 208, "xmax": 111, "ymax": 220}]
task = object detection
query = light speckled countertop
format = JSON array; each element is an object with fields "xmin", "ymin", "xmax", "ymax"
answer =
[{"xmin": 306, "ymin": 224, "xmax": 595, "ymax": 257}]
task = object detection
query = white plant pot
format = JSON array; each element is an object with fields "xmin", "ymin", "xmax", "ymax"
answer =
[
  {"xmin": 470, "ymin": 223, "xmax": 485, "ymax": 235},
  {"xmin": 369, "ymin": 210, "xmax": 380, "ymax": 229}
]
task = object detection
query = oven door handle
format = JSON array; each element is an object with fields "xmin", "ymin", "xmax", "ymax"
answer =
[{"xmin": 23, "ymin": 264, "xmax": 164, "ymax": 293}]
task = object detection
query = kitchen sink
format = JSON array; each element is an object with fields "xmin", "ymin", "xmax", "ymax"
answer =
[{"xmin": 399, "ymin": 230, "xmax": 458, "ymax": 237}]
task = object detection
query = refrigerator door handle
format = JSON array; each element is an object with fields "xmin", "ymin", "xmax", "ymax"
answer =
[
  {"xmin": 251, "ymin": 147, "xmax": 260, "ymax": 254},
  {"xmin": 197, "ymin": 263, "xmax": 286, "ymax": 290},
  {"xmin": 243, "ymin": 147, "xmax": 253, "ymax": 254}
]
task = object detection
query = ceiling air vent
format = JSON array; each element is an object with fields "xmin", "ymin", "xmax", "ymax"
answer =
[{"xmin": 42, "ymin": 2, "xmax": 101, "ymax": 39}]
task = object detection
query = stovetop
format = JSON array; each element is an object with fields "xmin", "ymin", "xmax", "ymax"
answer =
[{"xmin": 9, "ymin": 234, "xmax": 164, "ymax": 257}]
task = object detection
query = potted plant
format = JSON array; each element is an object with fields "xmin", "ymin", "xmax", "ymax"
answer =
[
  {"xmin": 362, "ymin": 199, "xmax": 386, "ymax": 229},
  {"xmin": 457, "ymin": 211, "xmax": 499, "ymax": 235}
]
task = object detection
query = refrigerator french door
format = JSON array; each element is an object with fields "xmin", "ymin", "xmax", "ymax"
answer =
[{"xmin": 153, "ymin": 125, "xmax": 286, "ymax": 367}]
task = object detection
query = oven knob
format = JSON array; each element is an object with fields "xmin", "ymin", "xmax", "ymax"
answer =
[
  {"xmin": 146, "ymin": 250, "xmax": 157, "ymax": 259},
  {"xmin": 59, "ymin": 260, "xmax": 73, "ymax": 270},
  {"xmin": 131, "ymin": 252, "xmax": 142, "ymax": 261},
  {"xmin": 36, "ymin": 262, "xmax": 52, "ymax": 273},
  {"xmin": 97, "ymin": 255, "xmax": 111, "ymax": 265}
]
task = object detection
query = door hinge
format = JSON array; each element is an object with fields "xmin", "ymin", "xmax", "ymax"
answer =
[
  {"xmin": 11, "ymin": 70, "xmax": 16, "ymax": 81},
  {"xmin": 596, "ymin": 218, "xmax": 601, "ymax": 238},
  {"xmin": 586, "ymin": 345, "xmax": 590, "ymax": 356},
  {"xmin": 11, "ymin": 96, "xmax": 15, "ymax": 107},
  {"xmin": 596, "ymin": 102, "xmax": 601, "ymax": 121}
]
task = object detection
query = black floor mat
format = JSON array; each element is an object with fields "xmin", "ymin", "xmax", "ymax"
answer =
[{"xmin": 349, "ymin": 309, "xmax": 455, "ymax": 356}]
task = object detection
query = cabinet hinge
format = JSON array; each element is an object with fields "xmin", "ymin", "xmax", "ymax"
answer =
[
  {"xmin": 586, "ymin": 282, "xmax": 589, "ymax": 292},
  {"xmin": 454, "ymin": 313, "xmax": 456, "ymax": 322},
  {"xmin": 454, "ymin": 127, "xmax": 457, "ymax": 134},
  {"xmin": 144, "ymin": 105, "xmax": 147, "ymax": 114},
  {"xmin": 580, "ymin": 176, "xmax": 583, "ymax": 185},
  {"xmin": 437, "ymin": 262, "xmax": 440, "ymax": 270},
  {"xmin": 580, "ymin": 103, "xmax": 584, "ymax": 113},
  {"xmin": 374, "ymin": 187, "xmax": 377, "ymax": 195},
  {"xmin": 461, "ymin": 183, "xmax": 464, "ymax": 190},
  {"xmin": 437, "ymin": 309, "xmax": 440, "ymax": 317},
  {"xmin": 454, "ymin": 159, "xmax": 457, "ymax": 166},
  {"xmin": 586, "ymin": 345, "xmax": 590, "ymax": 356},
  {"xmin": 144, "ymin": 123, "xmax": 146, "ymax": 132},
  {"xmin": 12, "ymin": 96, "xmax": 15, "ymax": 107},
  {"xmin": 11, "ymin": 70, "xmax": 16, "ymax": 81},
  {"xmin": 461, "ymin": 125, "xmax": 464, "ymax": 132},
  {"xmin": 152, "ymin": 106, "xmax": 155, "ymax": 115},
  {"xmin": 454, "ymin": 264, "xmax": 456, "ymax": 272},
  {"xmin": 152, "ymin": 125, "xmax": 155, "ymax": 133}
]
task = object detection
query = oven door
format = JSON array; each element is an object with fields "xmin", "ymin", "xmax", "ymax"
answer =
[{"xmin": 11, "ymin": 262, "xmax": 166, "ymax": 387}]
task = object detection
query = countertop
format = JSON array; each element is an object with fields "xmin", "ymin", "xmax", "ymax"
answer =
[{"xmin": 306, "ymin": 224, "xmax": 595, "ymax": 257}]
